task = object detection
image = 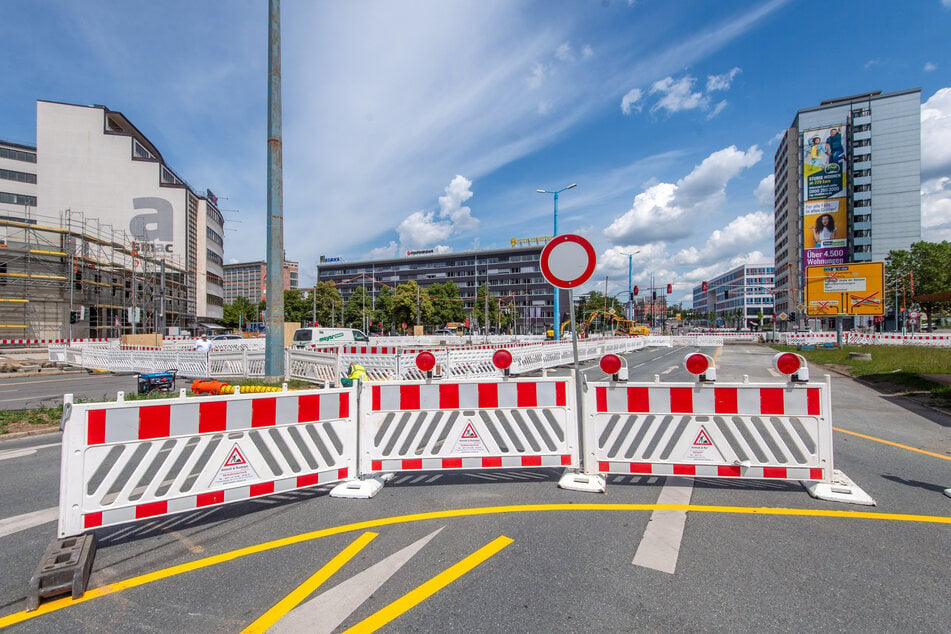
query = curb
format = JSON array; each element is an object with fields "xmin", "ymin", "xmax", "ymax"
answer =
[{"xmin": 0, "ymin": 427, "xmax": 61, "ymax": 442}]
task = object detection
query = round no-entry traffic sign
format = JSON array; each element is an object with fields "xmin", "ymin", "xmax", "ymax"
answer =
[{"xmin": 540, "ymin": 234, "xmax": 596, "ymax": 289}]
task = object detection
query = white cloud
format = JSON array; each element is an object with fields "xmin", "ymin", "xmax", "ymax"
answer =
[
  {"xmin": 367, "ymin": 241, "xmax": 400, "ymax": 259},
  {"xmin": 620, "ymin": 88, "xmax": 643, "ymax": 115},
  {"xmin": 706, "ymin": 67, "xmax": 741, "ymax": 91},
  {"xmin": 924, "ymin": 62, "xmax": 937, "ymax": 72},
  {"xmin": 754, "ymin": 174, "xmax": 775, "ymax": 209},
  {"xmin": 921, "ymin": 87, "xmax": 951, "ymax": 181},
  {"xmin": 706, "ymin": 99, "xmax": 728, "ymax": 120},
  {"xmin": 673, "ymin": 211, "xmax": 773, "ymax": 266},
  {"xmin": 396, "ymin": 175, "xmax": 479, "ymax": 250},
  {"xmin": 921, "ymin": 176, "xmax": 951, "ymax": 242},
  {"xmin": 581, "ymin": 44, "xmax": 593, "ymax": 59},
  {"xmin": 555, "ymin": 43, "xmax": 574, "ymax": 62},
  {"xmin": 526, "ymin": 62, "xmax": 548, "ymax": 89},
  {"xmin": 604, "ymin": 145, "xmax": 763, "ymax": 243},
  {"xmin": 650, "ymin": 75, "xmax": 707, "ymax": 113}
]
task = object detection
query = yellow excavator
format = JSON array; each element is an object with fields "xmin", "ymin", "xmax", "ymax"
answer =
[{"xmin": 546, "ymin": 309, "xmax": 650, "ymax": 338}]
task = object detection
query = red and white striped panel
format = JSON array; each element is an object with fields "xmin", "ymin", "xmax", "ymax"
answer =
[
  {"xmin": 372, "ymin": 455, "xmax": 572, "ymax": 472},
  {"xmin": 81, "ymin": 467, "xmax": 349, "ymax": 531},
  {"xmin": 598, "ymin": 461, "xmax": 825, "ymax": 481},
  {"xmin": 85, "ymin": 391, "xmax": 350, "ymax": 445},
  {"xmin": 371, "ymin": 380, "xmax": 568, "ymax": 412},
  {"xmin": 595, "ymin": 384, "xmax": 821, "ymax": 416}
]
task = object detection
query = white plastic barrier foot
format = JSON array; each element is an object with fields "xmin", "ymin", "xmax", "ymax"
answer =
[
  {"xmin": 330, "ymin": 474, "xmax": 394, "ymax": 499},
  {"xmin": 944, "ymin": 487, "xmax": 951, "ymax": 499},
  {"xmin": 558, "ymin": 470, "xmax": 606, "ymax": 493},
  {"xmin": 803, "ymin": 469, "xmax": 875, "ymax": 506}
]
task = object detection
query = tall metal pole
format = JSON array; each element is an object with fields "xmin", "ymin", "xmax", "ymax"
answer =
[
  {"xmin": 627, "ymin": 254, "xmax": 633, "ymax": 321},
  {"xmin": 265, "ymin": 0, "xmax": 285, "ymax": 378},
  {"xmin": 536, "ymin": 184, "xmax": 576, "ymax": 341},
  {"xmin": 159, "ymin": 259, "xmax": 166, "ymax": 335}
]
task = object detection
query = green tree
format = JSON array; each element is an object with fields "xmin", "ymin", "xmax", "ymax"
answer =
[
  {"xmin": 311, "ymin": 282, "xmax": 343, "ymax": 327},
  {"xmin": 222, "ymin": 296, "xmax": 258, "ymax": 329},
  {"xmin": 372, "ymin": 285, "xmax": 394, "ymax": 332},
  {"xmin": 344, "ymin": 286, "xmax": 373, "ymax": 330},
  {"xmin": 282, "ymin": 290, "xmax": 311, "ymax": 322},
  {"xmin": 886, "ymin": 241, "xmax": 951, "ymax": 321},
  {"xmin": 427, "ymin": 282, "xmax": 466, "ymax": 327},
  {"xmin": 390, "ymin": 281, "xmax": 434, "ymax": 330},
  {"xmin": 473, "ymin": 283, "xmax": 499, "ymax": 331}
]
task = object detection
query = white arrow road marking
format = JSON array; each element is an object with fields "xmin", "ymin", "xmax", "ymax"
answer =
[
  {"xmin": 632, "ymin": 477, "xmax": 694, "ymax": 574},
  {"xmin": 272, "ymin": 527, "xmax": 445, "ymax": 634},
  {"xmin": 0, "ymin": 507, "xmax": 58, "ymax": 539},
  {"xmin": 0, "ymin": 442, "xmax": 60, "ymax": 461},
  {"xmin": 661, "ymin": 366, "xmax": 676, "ymax": 375}
]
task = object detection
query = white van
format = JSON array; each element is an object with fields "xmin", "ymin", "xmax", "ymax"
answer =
[{"xmin": 292, "ymin": 327, "xmax": 370, "ymax": 348}]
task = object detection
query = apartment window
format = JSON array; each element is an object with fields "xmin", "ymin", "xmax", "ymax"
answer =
[
  {"xmin": 0, "ymin": 168, "xmax": 36, "ymax": 184},
  {"xmin": 0, "ymin": 192, "xmax": 37, "ymax": 206},
  {"xmin": 0, "ymin": 147, "xmax": 36, "ymax": 163},
  {"xmin": 160, "ymin": 165, "xmax": 183, "ymax": 186},
  {"xmin": 854, "ymin": 184, "xmax": 871, "ymax": 192},
  {"xmin": 132, "ymin": 139, "xmax": 155, "ymax": 160},
  {"xmin": 206, "ymin": 227, "xmax": 223, "ymax": 246}
]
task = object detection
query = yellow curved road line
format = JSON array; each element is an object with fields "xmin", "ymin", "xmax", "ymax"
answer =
[
  {"xmin": 2, "ymin": 502, "xmax": 950, "ymax": 628},
  {"xmin": 833, "ymin": 426, "xmax": 951, "ymax": 461}
]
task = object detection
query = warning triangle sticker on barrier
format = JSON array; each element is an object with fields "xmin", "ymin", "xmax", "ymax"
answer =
[
  {"xmin": 212, "ymin": 444, "xmax": 258, "ymax": 487},
  {"xmin": 453, "ymin": 420, "xmax": 488, "ymax": 454},
  {"xmin": 683, "ymin": 426, "xmax": 723, "ymax": 462}
]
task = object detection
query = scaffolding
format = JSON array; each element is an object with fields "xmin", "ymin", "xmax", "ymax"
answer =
[{"xmin": 0, "ymin": 209, "xmax": 193, "ymax": 339}]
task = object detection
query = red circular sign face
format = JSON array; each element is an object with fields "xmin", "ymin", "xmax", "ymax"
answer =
[{"xmin": 539, "ymin": 234, "xmax": 597, "ymax": 289}]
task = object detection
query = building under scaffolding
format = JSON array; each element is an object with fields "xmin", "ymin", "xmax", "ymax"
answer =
[{"xmin": 0, "ymin": 210, "xmax": 193, "ymax": 339}]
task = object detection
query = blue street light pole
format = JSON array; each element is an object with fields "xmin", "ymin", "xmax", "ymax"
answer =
[
  {"xmin": 619, "ymin": 250, "xmax": 640, "ymax": 321},
  {"xmin": 536, "ymin": 183, "xmax": 577, "ymax": 341}
]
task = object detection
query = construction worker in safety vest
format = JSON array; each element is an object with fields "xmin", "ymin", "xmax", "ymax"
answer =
[{"xmin": 340, "ymin": 362, "xmax": 367, "ymax": 387}]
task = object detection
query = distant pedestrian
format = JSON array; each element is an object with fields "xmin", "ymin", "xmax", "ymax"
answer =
[{"xmin": 194, "ymin": 333, "xmax": 212, "ymax": 353}]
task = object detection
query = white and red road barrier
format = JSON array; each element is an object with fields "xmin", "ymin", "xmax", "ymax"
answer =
[
  {"xmin": 583, "ymin": 378, "xmax": 833, "ymax": 482},
  {"xmin": 57, "ymin": 387, "xmax": 356, "ymax": 538},
  {"xmin": 56, "ymin": 350, "xmax": 872, "ymax": 538},
  {"xmin": 358, "ymin": 377, "xmax": 576, "ymax": 475}
]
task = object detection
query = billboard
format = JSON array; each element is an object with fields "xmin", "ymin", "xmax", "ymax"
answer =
[
  {"xmin": 802, "ymin": 124, "xmax": 848, "ymax": 266},
  {"xmin": 805, "ymin": 262, "xmax": 884, "ymax": 316}
]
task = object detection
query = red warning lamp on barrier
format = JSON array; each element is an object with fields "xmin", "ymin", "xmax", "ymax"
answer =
[
  {"xmin": 683, "ymin": 352, "xmax": 716, "ymax": 382},
  {"xmin": 492, "ymin": 349, "xmax": 513, "ymax": 376},
  {"xmin": 772, "ymin": 352, "xmax": 809, "ymax": 382},
  {"xmin": 415, "ymin": 351, "xmax": 436, "ymax": 378},
  {"xmin": 599, "ymin": 353, "xmax": 627, "ymax": 381}
]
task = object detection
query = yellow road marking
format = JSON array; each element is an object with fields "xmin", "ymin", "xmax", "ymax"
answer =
[
  {"xmin": 242, "ymin": 531, "xmax": 377, "ymax": 634},
  {"xmin": 834, "ymin": 426, "xmax": 951, "ymax": 461},
  {"xmin": 344, "ymin": 535, "xmax": 513, "ymax": 633},
  {"xmin": 2, "ymin": 503, "xmax": 949, "ymax": 628}
]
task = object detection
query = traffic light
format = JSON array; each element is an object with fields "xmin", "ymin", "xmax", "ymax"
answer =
[
  {"xmin": 701, "ymin": 281, "xmax": 708, "ymax": 291},
  {"xmin": 69, "ymin": 310, "xmax": 78, "ymax": 324},
  {"xmin": 633, "ymin": 286, "xmax": 639, "ymax": 296},
  {"xmin": 666, "ymin": 284, "xmax": 672, "ymax": 294}
]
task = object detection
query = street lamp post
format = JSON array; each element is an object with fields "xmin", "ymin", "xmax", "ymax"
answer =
[
  {"xmin": 619, "ymin": 250, "xmax": 640, "ymax": 321},
  {"xmin": 536, "ymin": 183, "xmax": 577, "ymax": 341}
]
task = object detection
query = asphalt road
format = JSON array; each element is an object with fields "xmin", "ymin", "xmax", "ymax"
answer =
[{"xmin": 1, "ymin": 343, "xmax": 949, "ymax": 632}]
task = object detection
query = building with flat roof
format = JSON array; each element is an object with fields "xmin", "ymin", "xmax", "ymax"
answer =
[
  {"xmin": 0, "ymin": 101, "xmax": 226, "ymax": 338},
  {"xmin": 692, "ymin": 264, "xmax": 774, "ymax": 328},
  {"xmin": 316, "ymin": 245, "xmax": 560, "ymax": 334},
  {"xmin": 223, "ymin": 259, "xmax": 299, "ymax": 304},
  {"xmin": 773, "ymin": 88, "xmax": 921, "ymax": 329}
]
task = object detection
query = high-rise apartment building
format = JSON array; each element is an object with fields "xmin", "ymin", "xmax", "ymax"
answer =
[{"xmin": 773, "ymin": 88, "xmax": 921, "ymax": 329}]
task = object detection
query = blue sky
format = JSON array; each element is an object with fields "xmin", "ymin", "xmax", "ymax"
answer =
[{"xmin": 4, "ymin": 0, "xmax": 950, "ymax": 305}]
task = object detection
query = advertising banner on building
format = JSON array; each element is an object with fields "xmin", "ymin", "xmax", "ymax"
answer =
[
  {"xmin": 803, "ymin": 198, "xmax": 848, "ymax": 267},
  {"xmin": 805, "ymin": 262, "xmax": 884, "ymax": 316},
  {"xmin": 802, "ymin": 124, "xmax": 848, "ymax": 266}
]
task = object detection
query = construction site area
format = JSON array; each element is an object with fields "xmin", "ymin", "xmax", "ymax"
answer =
[{"xmin": 0, "ymin": 210, "xmax": 195, "ymax": 340}]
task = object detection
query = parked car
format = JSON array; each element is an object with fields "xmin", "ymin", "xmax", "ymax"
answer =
[{"xmin": 211, "ymin": 333, "xmax": 243, "ymax": 341}]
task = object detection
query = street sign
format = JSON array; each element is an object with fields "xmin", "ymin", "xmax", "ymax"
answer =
[
  {"xmin": 805, "ymin": 262, "xmax": 885, "ymax": 316},
  {"xmin": 778, "ymin": 312, "xmax": 788, "ymax": 320},
  {"xmin": 539, "ymin": 234, "xmax": 596, "ymax": 289},
  {"xmin": 909, "ymin": 311, "xmax": 920, "ymax": 319},
  {"xmin": 908, "ymin": 318, "xmax": 918, "ymax": 325}
]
